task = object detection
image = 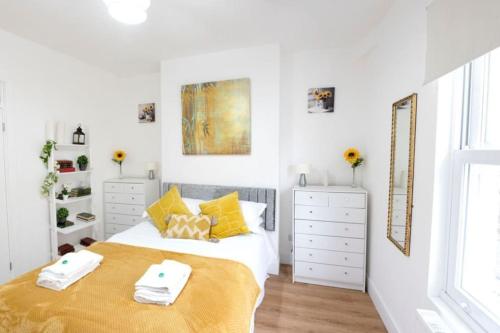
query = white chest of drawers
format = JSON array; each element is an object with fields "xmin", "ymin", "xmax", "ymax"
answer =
[
  {"xmin": 103, "ymin": 178, "xmax": 160, "ymax": 239},
  {"xmin": 293, "ymin": 186, "xmax": 368, "ymax": 291}
]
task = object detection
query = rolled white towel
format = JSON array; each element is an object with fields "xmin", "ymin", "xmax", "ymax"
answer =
[
  {"xmin": 41, "ymin": 250, "xmax": 103, "ymax": 279},
  {"xmin": 134, "ymin": 260, "xmax": 191, "ymax": 305}
]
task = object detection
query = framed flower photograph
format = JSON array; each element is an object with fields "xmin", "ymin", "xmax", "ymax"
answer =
[
  {"xmin": 138, "ymin": 103, "xmax": 156, "ymax": 123},
  {"xmin": 308, "ymin": 87, "xmax": 335, "ymax": 113}
]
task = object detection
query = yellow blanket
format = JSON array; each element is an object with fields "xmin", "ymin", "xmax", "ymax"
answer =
[{"xmin": 0, "ymin": 242, "xmax": 260, "ymax": 333}]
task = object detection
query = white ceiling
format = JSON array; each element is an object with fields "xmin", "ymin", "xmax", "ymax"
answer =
[{"xmin": 0, "ymin": 0, "xmax": 395, "ymax": 76}]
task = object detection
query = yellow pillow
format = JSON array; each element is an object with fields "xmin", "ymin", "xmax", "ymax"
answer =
[
  {"xmin": 199, "ymin": 192, "xmax": 249, "ymax": 239},
  {"xmin": 162, "ymin": 214, "xmax": 215, "ymax": 241},
  {"xmin": 146, "ymin": 186, "xmax": 192, "ymax": 233}
]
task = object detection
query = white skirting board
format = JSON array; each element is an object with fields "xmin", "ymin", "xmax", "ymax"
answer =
[{"xmin": 367, "ymin": 277, "xmax": 402, "ymax": 333}]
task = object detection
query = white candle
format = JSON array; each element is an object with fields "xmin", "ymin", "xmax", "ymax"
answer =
[
  {"xmin": 56, "ymin": 121, "xmax": 66, "ymax": 144},
  {"xmin": 45, "ymin": 121, "xmax": 55, "ymax": 141}
]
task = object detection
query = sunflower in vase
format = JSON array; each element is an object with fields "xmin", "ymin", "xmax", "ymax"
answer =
[
  {"xmin": 112, "ymin": 150, "xmax": 127, "ymax": 178},
  {"xmin": 344, "ymin": 148, "xmax": 364, "ymax": 187}
]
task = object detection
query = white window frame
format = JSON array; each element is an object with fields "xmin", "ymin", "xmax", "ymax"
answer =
[{"xmin": 441, "ymin": 54, "xmax": 500, "ymax": 332}]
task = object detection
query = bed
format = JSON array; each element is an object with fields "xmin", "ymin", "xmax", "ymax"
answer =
[{"xmin": 0, "ymin": 183, "xmax": 277, "ymax": 333}]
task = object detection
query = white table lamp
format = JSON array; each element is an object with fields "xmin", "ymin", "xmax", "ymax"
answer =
[
  {"xmin": 146, "ymin": 162, "xmax": 157, "ymax": 180},
  {"xmin": 296, "ymin": 164, "xmax": 310, "ymax": 187}
]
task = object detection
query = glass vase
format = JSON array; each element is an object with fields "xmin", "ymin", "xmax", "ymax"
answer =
[{"xmin": 351, "ymin": 168, "xmax": 356, "ymax": 187}]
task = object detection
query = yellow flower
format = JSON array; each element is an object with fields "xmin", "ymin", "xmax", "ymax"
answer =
[
  {"xmin": 113, "ymin": 150, "xmax": 126, "ymax": 163},
  {"xmin": 344, "ymin": 148, "xmax": 360, "ymax": 165}
]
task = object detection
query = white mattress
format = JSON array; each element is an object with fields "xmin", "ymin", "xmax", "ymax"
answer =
[{"xmin": 107, "ymin": 221, "xmax": 274, "ymax": 298}]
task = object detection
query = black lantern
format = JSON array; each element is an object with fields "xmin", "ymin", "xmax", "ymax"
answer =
[{"xmin": 72, "ymin": 125, "xmax": 85, "ymax": 145}]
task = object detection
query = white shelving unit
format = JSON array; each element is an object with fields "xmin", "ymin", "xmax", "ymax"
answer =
[{"xmin": 48, "ymin": 142, "xmax": 97, "ymax": 260}]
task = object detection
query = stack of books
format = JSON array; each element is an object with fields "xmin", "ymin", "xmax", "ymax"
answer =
[
  {"xmin": 57, "ymin": 160, "xmax": 75, "ymax": 173},
  {"xmin": 76, "ymin": 213, "xmax": 96, "ymax": 222},
  {"xmin": 70, "ymin": 187, "xmax": 92, "ymax": 197}
]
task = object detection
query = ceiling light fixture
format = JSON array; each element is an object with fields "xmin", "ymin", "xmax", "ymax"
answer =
[{"xmin": 102, "ymin": 0, "xmax": 151, "ymax": 25}]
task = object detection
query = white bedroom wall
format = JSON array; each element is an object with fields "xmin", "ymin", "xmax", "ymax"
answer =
[
  {"xmin": 0, "ymin": 28, "xmax": 117, "ymax": 275},
  {"xmin": 161, "ymin": 45, "xmax": 281, "ymax": 273},
  {"xmin": 112, "ymin": 73, "xmax": 161, "ymax": 178},
  {"xmin": 0, "ymin": 29, "xmax": 161, "ymax": 275},
  {"xmin": 279, "ymin": 48, "xmax": 367, "ymax": 263},
  {"xmin": 360, "ymin": 1, "xmax": 440, "ymax": 332}
]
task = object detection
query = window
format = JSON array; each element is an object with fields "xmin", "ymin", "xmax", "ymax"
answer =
[{"xmin": 445, "ymin": 47, "xmax": 500, "ymax": 332}]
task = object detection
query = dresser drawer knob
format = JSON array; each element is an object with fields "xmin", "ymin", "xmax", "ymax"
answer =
[
  {"xmin": 308, "ymin": 267, "xmax": 313, "ymax": 271},
  {"xmin": 344, "ymin": 212, "xmax": 350, "ymax": 216},
  {"xmin": 131, "ymin": 197, "xmax": 135, "ymax": 200},
  {"xmin": 309, "ymin": 210, "xmax": 312, "ymax": 213},
  {"xmin": 309, "ymin": 225, "xmax": 313, "ymax": 228},
  {"xmin": 309, "ymin": 239, "xmax": 313, "ymax": 243},
  {"xmin": 309, "ymin": 196, "xmax": 313, "ymax": 199},
  {"xmin": 308, "ymin": 253, "xmax": 313, "ymax": 257},
  {"xmin": 345, "ymin": 242, "xmax": 349, "ymax": 246},
  {"xmin": 344, "ymin": 272, "xmax": 348, "ymax": 275},
  {"xmin": 132, "ymin": 208, "xmax": 136, "ymax": 211},
  {"xmin": 344, "ymin": 227, "xmax": 349, "ymax": 231},
  {"xmin": 344, "ymin": 257, "xmax": 348, "ymax": 261}
]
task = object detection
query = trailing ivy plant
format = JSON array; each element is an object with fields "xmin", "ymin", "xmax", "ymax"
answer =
[
  {"xmin": 40, "ymin": 140, "xmax": 58, "ymax": 196},
  {"xmin": 41, "ymin": 172, "xmax": 58, "ymax": 197},
  {"xmin": 40, "ymin": 140, "xmax": 57, "ymax": 168}
]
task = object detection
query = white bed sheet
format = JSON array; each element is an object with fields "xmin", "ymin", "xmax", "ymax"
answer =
[{"xmin": 107, "ymin": 221, "xmax": 274, "ymax": 299}]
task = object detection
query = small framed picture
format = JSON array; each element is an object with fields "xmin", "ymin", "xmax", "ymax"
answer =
[
  {"xmin": 138, "ymin": 103, "xmax": 156, "ymax": 123},
  {"xmin": 308, "ymin": 87, "xmax": 335, "ymax": 113}
]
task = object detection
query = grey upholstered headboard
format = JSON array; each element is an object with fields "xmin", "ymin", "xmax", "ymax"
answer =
[{"xmin": 163, "ymin": 182, "xmax": 276, "ymax": 231}]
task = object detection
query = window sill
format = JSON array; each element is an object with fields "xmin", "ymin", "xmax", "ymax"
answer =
[{"xmin": 428, "ymin": 296, "xmax": 485, "ymax": 333}]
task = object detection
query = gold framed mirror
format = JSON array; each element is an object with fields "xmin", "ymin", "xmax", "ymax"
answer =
[{"xmin": 387, "ymin": 93, "xmax": 417, "ymax": 256}]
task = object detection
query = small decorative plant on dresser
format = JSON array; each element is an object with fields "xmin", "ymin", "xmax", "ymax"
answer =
[{"xmin": 292, "ymin": 185, "xmax": 368, "ymax": 292}]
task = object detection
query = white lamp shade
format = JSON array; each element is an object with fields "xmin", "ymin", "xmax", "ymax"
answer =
[
  {"xmin": 295, "ymin": 164, "xmax": 310, "ymax": 174},
  {"xmin": 146, "ymin": 162, "xmax": 157, "ymax": 171}
]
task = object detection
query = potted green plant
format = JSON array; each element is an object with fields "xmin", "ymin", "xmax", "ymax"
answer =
[
  {"xmin": 61, "ymin": 184, "xmax": 71, "ymax": 200},
  {"xmin": 57, "ymin": 207, "xmax": 69, "ymax": 227},
  {"xmin": 77, "ymin": 155, "xmax": 89, "ymax": 171}
]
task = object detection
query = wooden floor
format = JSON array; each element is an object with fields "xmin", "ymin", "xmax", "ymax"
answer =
[{"xmin": 254, "ymin": 265, "xmax": 387, "ymax": 333}]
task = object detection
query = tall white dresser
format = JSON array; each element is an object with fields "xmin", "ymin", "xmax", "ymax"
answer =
[
  {"xmin": 293, "ymin": 186, "xmax": 368, "ymax": 292},
  {"xmin": 104, "ymin": 178, "xmax": 160, "ymax": 239}
]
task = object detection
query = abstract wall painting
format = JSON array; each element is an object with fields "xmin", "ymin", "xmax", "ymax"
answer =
[{"xmin": 181, "ymin": 78, "xmax": 251, "ymax": 155}]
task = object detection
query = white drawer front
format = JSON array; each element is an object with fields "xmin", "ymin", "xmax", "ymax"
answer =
[
  {"xmin": 330, "ymin": 193, "xmax": 366, "ymax": 208},
  {"xmin": 390, "ymin": 226, "xmax": 406, "ymax": 241},
  {"xmin": 121, "ymin": 183, "xmax": 145, "ymax": 194},
  {"xmin": 294, "ymin": 191, "xmax": 329, "ymax": 207},
  {"xmin": 104, "ymin": 193, "xmax": 145, "ymax": 205},
  {"xmin": 393, "ymin": 194, "xmax": 407, "ymax": 210},
  {"xmin": 295, "ymin": 206, "xmax": 365, "ymax": 223},
  {"xmin": 105, "ymin": 203, "xmax": 144, "ymax": 216},
  {"xmin": 295, "ymin": 220, "xmax": 365, "ymax": 238},
  {"xmin": 295, "ymin": 248, "xmax": 364, "ymax": 268},
  {"xmin": 105, "ymin": 182, "xmax": 145, "ymax": 194},
  {"xmin": 295, "ymin": 234, "xmax": 364, "ymax": 253},
  {"xmin": 105, "ymin": 223, "xmax": 132, "ymax": 234},
  {"xmin": 295, "ymin": 262, "xmax": 364, "ymax": 285},
  {"xmin": 391, "ymin": 209, "xmax": 406, "ymax": 226},
  {"xmin": 104, "ymin": 183, "xmax": 124, "ymax": 193},
  {"xmin": 106, "ymin": 213, "xmax": 142, "ymax": 226}
]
